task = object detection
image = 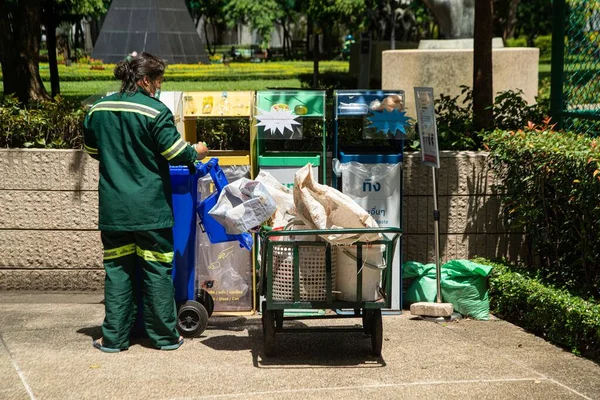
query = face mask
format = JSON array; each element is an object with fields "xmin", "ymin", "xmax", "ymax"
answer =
[{"xmin": 154, "ymin": 89, "xmax": 161, "ymax": 100}]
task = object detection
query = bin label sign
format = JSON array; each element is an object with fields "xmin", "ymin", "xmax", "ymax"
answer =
[
  {"xmin": 255, "ymin": 108, "xmax": 301, "ymax": 135},
  {"xmin": 366, "ymin": 109, "xmax": 411, "ymax": 136},
  {"xmin": 363, "ymin": 179, "xmax": 381, "ymax": 192},
  {"xmin": 414, "ymin": 87, "xmax": 440, "ymax": 168}
]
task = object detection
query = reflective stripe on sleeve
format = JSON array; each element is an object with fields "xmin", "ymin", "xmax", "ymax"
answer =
[
  {"xmin": 136, "ymin": 247, "xmax": 174, "ymax": 263},
  {"xmin": 161, "ymin": 138, "xmax": 187, "ymax": 161},
  {"xmin": 103, "ymin": 243, "xmax": 136, "ymax": 260},
  {"xmin": 84, "ymin": 144, "xmax": 98, "ymax": 154}
]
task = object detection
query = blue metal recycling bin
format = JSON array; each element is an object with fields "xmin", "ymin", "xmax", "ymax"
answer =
[{"xmin": 333, "ymin": 90, "xmax": 409, "ymax": 312}]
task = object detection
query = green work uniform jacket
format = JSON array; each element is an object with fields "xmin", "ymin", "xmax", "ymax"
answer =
[{"xmin": 83, "ymin": 89, "xmax": 198, "ymax": 231}]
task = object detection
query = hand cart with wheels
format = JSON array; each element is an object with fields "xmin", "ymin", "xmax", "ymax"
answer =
[{"xmin": 259, "ymin": 227, "xmax": 402, "ymax": 357}]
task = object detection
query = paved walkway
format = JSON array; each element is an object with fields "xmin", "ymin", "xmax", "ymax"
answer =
[{"xmin": 1, "ymin": 292, "xmax": 599, "ymax": 400}]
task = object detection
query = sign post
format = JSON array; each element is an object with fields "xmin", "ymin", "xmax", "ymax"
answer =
[{"xmin": 414, "ymin": 87, "xmax": 443, "ymax": 305}]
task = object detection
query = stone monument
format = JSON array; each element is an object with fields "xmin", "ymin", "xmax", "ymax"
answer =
[
  {"xmin": 422, "ymin": 0, "xmax": 475, "ymax": 39},
  {"xmin": 382, "ymin": 0, "xmax": 539, "ymax": 117}
]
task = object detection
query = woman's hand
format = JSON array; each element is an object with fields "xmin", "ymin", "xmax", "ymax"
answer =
[{"xmin": 194, "ymin": 141, "xmax": 209, "ymax": 159}]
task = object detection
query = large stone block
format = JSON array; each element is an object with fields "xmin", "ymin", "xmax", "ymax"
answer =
[
  {"xmin": 382, "ymin": 48, "xmax": 539, "ymax": 118},
  {"xmin": 0, "ymin": 190, "xmax": 98, "ymax": 229},
  {"xmin": 0, "ymin": 230, "xmax": 102, "ymax": 268},
  {"xmin": 0, "ymin": 269, "xmax": 104, "ymax": 290}
]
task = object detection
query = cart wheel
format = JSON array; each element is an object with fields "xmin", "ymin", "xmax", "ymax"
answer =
[
  {"xmin": 262, "ymin": 305, "xmax": 276, "ymax": 357},
  {"xmin": 370, "ymin": 309, "xmax": 383, "ymax": 357},
  {"xmin": 177, "ymin": 300, "xmax": 209, "ymax": 337},
  {"xmin": 197, "ymin": 289, "xmax": 215, "ymax": 317},
  {"xmin": 362, "ymin": 309, "xmax": 373, "ymax": 334},
  {"xmin": 275, "ymin": 310, "xmax": 284, "ymax": 330}
]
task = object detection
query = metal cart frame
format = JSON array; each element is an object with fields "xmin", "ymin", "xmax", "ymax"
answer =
[{"xmin": 259, "ymin": 227, "xmax": 402, "ymax": 357}]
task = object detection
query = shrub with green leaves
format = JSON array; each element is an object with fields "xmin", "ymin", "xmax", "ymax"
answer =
[
  {"xmin": 427, "ymin": 86, "xmax": 549, "ymax": 151},
  {"xmin": 485, "ymin": 126, "xmax": 600, "ymax": 298},
  {"xmin": 533, "ymin": 34, "xmax": 552, "ymax": 61},
  {"xmin": 484, "ymin": 259, "xmax": 600, "ymax": 361},
  {"xmin": 0, "ymin": 95, "xmax": 84, "ymax": 148}
]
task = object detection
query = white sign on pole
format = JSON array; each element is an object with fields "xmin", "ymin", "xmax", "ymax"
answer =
[{"xmin": 414, "ymin": 87, "xmax": 440, "ymax": 168}]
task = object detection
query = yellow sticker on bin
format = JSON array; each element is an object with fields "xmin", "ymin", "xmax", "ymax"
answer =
[{"xmin": 184, "ymin": 91, "xmax": 254, "ymax": 118}]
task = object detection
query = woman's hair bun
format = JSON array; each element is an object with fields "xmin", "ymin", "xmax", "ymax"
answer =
[{"xmin": 114, "ymin": 60, "xmax": 132, "ymax": 80}]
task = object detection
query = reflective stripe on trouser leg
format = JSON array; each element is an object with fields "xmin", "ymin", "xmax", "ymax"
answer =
[
  {"xmin": 134, "ymin": 229, "xmax": 179, "ymax": 348},
  {"xmin": 100, "ymin": 231, "xmax": 138, "ymax": 350}
]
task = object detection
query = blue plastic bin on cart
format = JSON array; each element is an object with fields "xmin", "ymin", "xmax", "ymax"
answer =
[
  {"xmin": 168, "ymin": 159, "xmax": 253, "ymax": 337},
  {"xmin": 170, "ymin": 165, "xmax": 200, "ymax": 304}
]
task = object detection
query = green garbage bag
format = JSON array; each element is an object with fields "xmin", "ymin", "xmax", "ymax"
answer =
[
  {"xmin": 402, "ymin": 261, "xmax": 438, "ymax": 304},
  {"xmin": 402, "ymin": 259, "xmax": 493, "ymax": 320}
]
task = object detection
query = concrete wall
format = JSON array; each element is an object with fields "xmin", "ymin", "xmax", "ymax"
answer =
[
  {"xmin": 0, "ymin": 149, "xmax": 526, "ymax": 291},
  {"xmin": 382, "ymin": 47, "xmax": 539, "ymax": 118}
]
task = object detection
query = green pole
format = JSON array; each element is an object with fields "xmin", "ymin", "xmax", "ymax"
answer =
[{"xmin": 550, "ymin": 0, "xmax": 567, "ymax": 130}]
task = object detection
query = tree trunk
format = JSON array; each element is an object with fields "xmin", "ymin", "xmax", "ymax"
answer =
[
  {"xmin": 390, "ymin": 1, "xmax": 397, "ymax": 50},
  {"xmin": 203, "ymin": 19, "xmax": 215, "ymax": 56},
  {"xmin": 306, "ymin": 19, "xmax": 312, "ymax": 60},
  {"xmin": 473, "ymin": 0, "xmax": 493, "ymax": 131},
  {"xmin": 0, "ymin": 0, "xmax": 50, "ymax": 103},
  {"xmin": 90, "ymin": 18, "xmax": 100, "ymax": 46},
  {"xmin": 503, "ymin": 0, "xmax": 520, "ymax": 41},
  {"xmin": 44, "ymin": 1, "xmax": 60, "ymax": 98}
]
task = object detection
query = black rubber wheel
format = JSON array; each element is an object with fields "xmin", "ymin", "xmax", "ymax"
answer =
[
  {"xmin": 262, "ymin": 303, "xmax": 276, "ymax": 357},
  {"xmin": 177, "ymin": 300, "xmax": 209, "ymax": 337},
  {"xmin": 370, "ymin": 309, "xmax": 383, "ymax": 357},
  {"xmin": 197, "ymin": 289, "xmax": 215, "ymax": 317},
  {"xmin": 362, "ymin": 309, "xmax": 373, "ymax": 334}
]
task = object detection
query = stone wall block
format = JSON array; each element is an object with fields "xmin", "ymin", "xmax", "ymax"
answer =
[
  {"xmin": 0, "ymin": 230, "xmax": 102, "ymax": 268},
  {"xmin": 438, "ymin": 195, "xmax": 449, "ymax": 233},
  {"xmin": 476, "ymin": 233, "xmax": 488, "ymax": 259},
  {"xmin": 416, "ymin": 196, "xmax": 429, "ymax": 234},
  {"xmin": 448, "ymin": 196, "xmax": 468, "ymax": 233},
  {"xmin": 402, "ymin": 156, "xmax": 416, "ymax": 196},
  {"xmin": 405, "ymin": 196, "xmax": 419, "ymax": 234},
  {"xmin": 484, "ymin": 195, "xmax": 503, "ymax": 233},
  {"xmin": 81, "ymin": 191, "xmax": 99, "ymax": 227},
  {"xmin": 445, "ymin": 157, "xmax": 460, "ymax": 196},
  {"xmin": 456, "ymin": 235, "xmax": 470, "ymax": 260},
  {"xmin": 0, "ymin": 269, "xmax": 104, "ymax": 291}
]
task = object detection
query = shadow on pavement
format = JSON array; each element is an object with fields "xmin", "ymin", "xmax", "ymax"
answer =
[{"xmin": 200, "ymin": 318, "xmax": 386, "ymax": 369}]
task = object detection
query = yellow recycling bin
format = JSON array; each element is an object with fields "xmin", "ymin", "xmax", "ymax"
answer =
[{"xmin": 183, "ymin": 91, "xmax": 257, "ymax": 316}]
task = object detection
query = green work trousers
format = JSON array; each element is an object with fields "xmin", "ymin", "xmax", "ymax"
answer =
[{"xmin": 100, "ymin": 229, "xmax": 179, "ymax": 350}]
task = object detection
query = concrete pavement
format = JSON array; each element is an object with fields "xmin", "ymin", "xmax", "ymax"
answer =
[{"xmin": 1, "ymin": 292, "xmax": 599, "ymax": 400}]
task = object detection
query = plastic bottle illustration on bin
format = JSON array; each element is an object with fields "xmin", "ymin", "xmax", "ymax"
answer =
[
  {"xmin": 332, "ymin": 90, "xmax": 411, "ymax": 311},
  {"xmin": 182, "ymin": 91, "xmax": 258, "ymax": 318},
  {"xmin": 254, "ymin": 90, "xmax": 327, "ymax": 186}
]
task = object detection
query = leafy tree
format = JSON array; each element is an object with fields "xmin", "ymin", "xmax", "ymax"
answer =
[
  {"xmin": 43, "ymin": 0, "xmax": 105, "ymax": 97},
  {"xmin": 224, "ymin": 0, "xmax": 284, "ymax": 49},
  {"xmin": 0, "ymin": 0, "xmax": 50, "ymax": 103},
  {"xmin": 186, "ymin": 0, "xmax": 228, "ymax": 56}
]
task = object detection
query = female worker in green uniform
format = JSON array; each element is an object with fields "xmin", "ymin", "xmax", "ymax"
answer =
[{"xmin": 83, "ymin": 52, "xmax": 209, "ymax": 352}]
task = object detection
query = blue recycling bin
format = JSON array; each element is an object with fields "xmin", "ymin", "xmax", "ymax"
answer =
[
  {"xmin": 168, "ymin": 159, "xmax": 253, "ymax": 337},
  {"xmin": 170, "ymin": 165, "xmax": 200, "ymax": 304},
  {"xmin": 333, "ymin": 90, "xmax": 408, "ymax": 312}
]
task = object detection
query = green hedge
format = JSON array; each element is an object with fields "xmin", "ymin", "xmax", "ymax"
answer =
[
  {"xmin": 0, "ymin": 95, "xmax": 84, "ymax": 148},
  {"xmin": 16, "ymin": 61, "xmax": 349, "ymax": 82},
  {"xmin": 533, "ymin": 35, "xmax": 552, "ymax": 60},
  {"xmin": 485, "ymin": 127, "xmax": 600, "ymax": 298},
  {"xmin": 484, "ymin": 258, "xmax": 600, "ymax": 361}
]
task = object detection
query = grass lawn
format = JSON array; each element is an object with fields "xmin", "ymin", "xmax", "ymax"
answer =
[{"xmin": 36, "ymin": 79, "xmax": 304, "ymax": 104}]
